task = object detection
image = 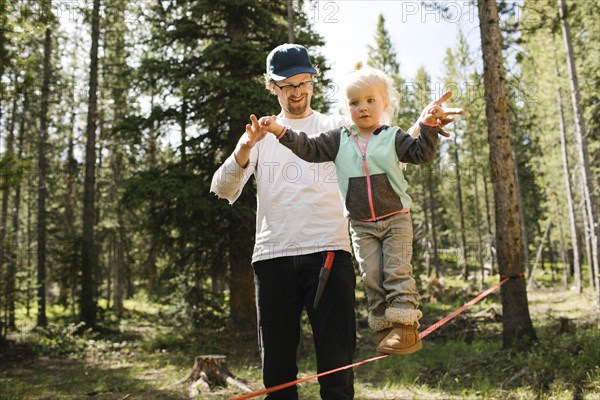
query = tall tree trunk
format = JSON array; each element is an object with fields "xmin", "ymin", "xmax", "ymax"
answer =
[
  {"xmin": 106, "ymin": 234, "xmax": 113, "ymax": 310},
  {"xmin": 0, "ymin": 89, "xmax": 17, "ymax": 329},
  {"xmin": 180, "ymin": 97, "xmax": 187, "ymax": 164},
  {"xmin": 58, "ymin": 87, "xmax": 77, "ymax": 309},
  {"xmin": 146, "ymin": 94, "xmax": 158, "ymax": 294},
  {"xmin": 66, "ymin": 94, "xmax": 78, "ymax": 317},
  {"xmin": 558, "ymin": 219, "xmax": 569, "ymax": 288},
  {"xmin": 115, "ymin": 213, "xmax": 128, "ymax": 316},
  {"xmin": 468, "ymin": 137, "xmax": 485, "ymax": 287},
  {"xmin": 9, "ymin": 101, "xmax": 26, "ymax": 328},
  {"xmin": 26, "ymin": 138, "xmax": 34, "ymax": 318},
  {"xmin": 554, "ymin": 55, "xmax": 581, "ymax": 292},
  {"xmin": 472, "ymin": 162, "xmax": 484, "ymax": 288},
  {"xmin": 453, "ymin": 131, "xmax": 468, "ymax": 281},
  {"xmin": 477, "ymin": 0, "xmax": 536, "ymax": 347},
  {"xmin": 558, "ymin": 0, "xmax": 599, "ymax": 305},
  {"xmin": 0, "ymin": 0, "xmax": 6, "ymax": 149},
  {"xmin": 95, "ymin": 110, "xmax": 105, "ymax": 306},
  {"xmin": 226, "ymin": 8, "xmax": 257, "ymax": 334},
  {"xmin": 111, "ymin": 151, "xmax": 125, "ymax": 316},
  {"xmin": 483, "ymin": 170, "xmax": 495, "ymax": 275},
  {"xmin": 527, "ymin": 221, "xmax": 553, "ymax": 290},
  {"xmin": 513, "ymin": 148, "xmax": 530, "ymax": 277},
  {"xmin": 3, "ymin": 85, "xmax": 18, "ymax": 329},
  {"xmin": 420, "ymin": 167, "xmax": 432, "ymax": 278},
  {"xmin": 426, "ymin": 165, "xmax": 439, "ymax": 277},
  {"xmin": 580, "ymin": 182, "xmax": 594, "ymax": 285},
  {"xmin": 81, "ymin": 0, "xmax": 101, "ymax": 327},
  {"xmin": 287, "ymin": 0, "xmax": 295, "ymax": 43},
  {"xmin": 37, "ymin": 25, "xmax": 53, "ymax": 328}
]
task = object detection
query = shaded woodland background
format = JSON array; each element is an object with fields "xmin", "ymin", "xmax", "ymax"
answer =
[{"xmin": 0, "ymin": 0, "xmax": 598, "ymax": 355}]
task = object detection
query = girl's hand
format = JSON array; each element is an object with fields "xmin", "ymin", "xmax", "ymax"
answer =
[
  {"xmin": 420, "ymin": 91, "xmax": 464, "ymax": 137},
  {"xmin": 258, "ymin": 115, "xmax": 284, "ymax": 136}
]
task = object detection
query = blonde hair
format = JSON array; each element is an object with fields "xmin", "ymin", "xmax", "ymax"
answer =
[{"xmin": 345, "ymin": 61, "xmax": 399, "ymax": 125}]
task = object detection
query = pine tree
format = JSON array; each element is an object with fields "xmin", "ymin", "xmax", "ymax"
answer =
[
  {"xmin": 518, "ymin": 0, "xmax": 598, "ymax": 302},
  {"xmin": 558, "ymin": 0, "xmax": 599, "ymax": 306},
  {"xmin": 126, "ymin": 0, "xmax": 330, "ymax": 333},
  {"xmin": 415, "ymin": 67, "xmax": 442, "ymax": 278},
  {"xmin": 367, "ymin": 14, "xmax": 400, "ymax": 77},
  {"xmin": 441, "ymin": 33, "xmax": 469, "ymax": 282},
  {"xmin": 36, "ymin": 0, "xmax": 56, "ymax": 328},
  {"xmin": 478, "ymin": 0, "xmax": 537, "ymax": 347},
  {"xmin": 81, "ymin": 0, "xmax": 101, "ymax": 327}
]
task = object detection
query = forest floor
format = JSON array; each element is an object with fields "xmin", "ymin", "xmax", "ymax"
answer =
[{"xmin": 1, "ymin": 268, "xmax": 599, "ymax": 400}]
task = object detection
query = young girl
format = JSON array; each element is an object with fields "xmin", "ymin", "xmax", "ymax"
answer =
[{"xmin": 252, "ymin": 63, "xmax": 462, "ymax": 355}]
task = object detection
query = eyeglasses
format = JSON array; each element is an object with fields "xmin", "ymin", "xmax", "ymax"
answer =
[{"xmin": 274, "ymin": 80, "xmax": 315, "ymax": 95}]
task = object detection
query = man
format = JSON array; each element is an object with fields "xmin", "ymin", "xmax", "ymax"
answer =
[{"xmin": 211, "ymin": 43, "xmax": 356, "ymax": 399}]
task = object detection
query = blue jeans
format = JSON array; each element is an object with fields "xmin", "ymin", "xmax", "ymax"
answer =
[{"xmin": 253, "ymin": 250, "xmax": 356, "ymax": 399}]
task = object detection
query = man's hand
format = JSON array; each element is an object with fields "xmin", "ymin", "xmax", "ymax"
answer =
[
  {"xmin": 240, "ymin": 114, "xmax": 270, "ymax": 149},
  {"xmin": 420, "ymin": 91, "xmax": 464, "ymax": 137},
  {"xmin": 233, "ymin": 114, "xmax": 270, "ymax": 167}
]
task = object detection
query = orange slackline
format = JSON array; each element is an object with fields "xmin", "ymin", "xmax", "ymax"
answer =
[{"xmin": 230, "ymin": 275, "xmax": 513, "ymax": 400}]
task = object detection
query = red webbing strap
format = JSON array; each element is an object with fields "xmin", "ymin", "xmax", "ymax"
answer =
[
  {"xmin": 230, "ymin": 275, "xmax": 511, "ymax": 400},
  {"xmin": 419, "ymin": 276, "xmax": 509, "ymax": 340}
]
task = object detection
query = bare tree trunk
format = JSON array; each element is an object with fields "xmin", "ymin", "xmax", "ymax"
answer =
[
  {"xmin": 453, "ymin": 132, "xmax": 468, "ymax": 281},
  {"xmin": 4, "ymin": 85, "xmax": 19, "ymax": 329},
  {"xmin": 477, "ymin": 0, "xmax": 536, "ymax": 347},
  {"xmin": 81, "ymin": 0, "xmax": 101, "ymax": 327},
  {"xmin": 106, "ymin": 234, "xmax": 113, "ymax": 310},
  {"xmin": 66, "ymin": 97, "xmax": 78, "ymax": 318},
  {"xmin": 558, "ymin": 0, "xmax": 599, "ymax": 306},
  {"xmin": 558, "ymin": 220, "xmax": 569, "ymax": 288},
  {"xmin": 580, "ymin": 188, "xmax": 595, "ymax": 286},
  {"xmin": 0, "ymin": 0, "xmax": 5, "ymax": 150},
  {"xmin": 146, "ymin": 94, "xmax": 158, "ymax": 294},
  {"xmin": 472, "ymin": 164, "xmax": 484, "ymax": 289},
  {"xmin": 513, "ymin": 148, "xmax": 530, "ymax": 277},
  {"xmin": 426, "ymin": 164, "xmax": 439, "ymax": 277},
  {"xmin": 180, "ymin": 97, "xmax": 188, "ymax": 163},
  {"xmin": 226, "ymin": 8, "xmax": 256, "ymax": 334},
  {"xmin": 115, "ymin": 214, "xmax": 128, "ymax": 317},
  {"xmin": 527, "ymin": 221, "xmax": 552, "ymax": 290},
  {"xmin": 287, "ymin": 0, "xmax": 295, "ymax": 43},
  {"xmin": 111, "ymin": 151, "xmax": 125, "ymax": 316},
  {"xmin": 554, "ymin": 55, "xmax": 581, "ymax": 292},
  {"xmin": 211, "ymin": 241, "xmax": 227, "ymax": 293},
  {"xmin": 419, "ymin": 167, "xmax": 432, "ymax": 278},
  {"xmin": 26, "ymin": 144, "xmax": 33, "ymax": 318},
  {"xmin": 9, "ymin": 100, "xmax": 26, "ymax": 329},
  {"xmin": 0, "ymin": 90, "xmax": 17, "ymax": 329},
  {"xmin": 468, "ymin": 139, "xmax": 485, "ymax": 287},
  {"xmin": 37, "ymin": 25, "xmax": 53, "ymax": 328},
  {"xmin": 483, "ymin": 170, "xmax": 495, "ymax": 275}
]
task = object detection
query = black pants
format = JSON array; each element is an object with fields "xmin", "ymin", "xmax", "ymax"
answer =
[{"xmin": 253, "ymin": 250, "xmax": 357, "ymax": 400}]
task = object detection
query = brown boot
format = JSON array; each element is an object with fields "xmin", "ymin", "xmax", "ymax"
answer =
[
  {"xmin": 374, "ymin": 327, "xmax": 392, "ymax": 346},
  {"xmin": 376, "ymin": 322, "xmax": 422, "ymax": 355}
]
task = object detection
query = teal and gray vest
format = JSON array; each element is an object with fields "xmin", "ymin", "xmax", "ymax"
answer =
[{"xmin": 278, "ymin": 122, "xmax": 441, "ymax": 221}]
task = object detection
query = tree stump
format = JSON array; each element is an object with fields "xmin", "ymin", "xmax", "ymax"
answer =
[{"xmin": 185, "ymin": 355, "xmax": 252, "ymax": 397}]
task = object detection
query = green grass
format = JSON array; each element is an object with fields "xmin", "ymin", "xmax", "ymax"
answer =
[{"xmin": 2, "ymin": 269, "xmax": 599, "ymax": 399}]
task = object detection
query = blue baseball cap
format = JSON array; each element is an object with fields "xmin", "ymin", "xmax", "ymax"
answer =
[{"xmin": 266, "ymin": 44, "xmax": 318, "ymax": 81}]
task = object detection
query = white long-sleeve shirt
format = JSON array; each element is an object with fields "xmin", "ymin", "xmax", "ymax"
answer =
[{"xmin": 210, "ymin": 111, "xmax": 352, "ymax": 263}]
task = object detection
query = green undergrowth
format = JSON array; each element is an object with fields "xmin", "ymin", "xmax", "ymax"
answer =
[
  {"xmin": 351, "ymin": 322, "xmax": 599, "ymax": 399},
  {"xmin": 1, "ymin": 272, "xmax": 599, "ymax": 399}
]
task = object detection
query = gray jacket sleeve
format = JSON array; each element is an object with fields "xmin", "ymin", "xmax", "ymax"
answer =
[
  {"xmin": 395, "ymin": 122, "xmax": 441, "ymax": 164},
  {"xmin": 278, "ymin": 127, "xmax": 342, "ymax": 162}
]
